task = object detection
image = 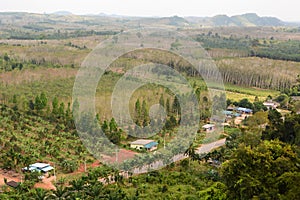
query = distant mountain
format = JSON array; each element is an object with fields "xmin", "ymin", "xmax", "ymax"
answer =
[
  {"xmin": 185, "ymin": 13, "xmax": 286, "ymax": 27},
  {"xmin": 51, "ymin": 11, "xmax": 73, "ymax": 16}
]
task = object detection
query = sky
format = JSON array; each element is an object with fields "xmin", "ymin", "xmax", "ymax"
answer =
[{"xmin": 1, "ymin": 0, "xmax": 299, "ymax": 22}]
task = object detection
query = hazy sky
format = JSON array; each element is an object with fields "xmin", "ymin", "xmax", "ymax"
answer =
[{"xmin": 1, "ymin": 0, "xmax": 299, "ymax": 21}]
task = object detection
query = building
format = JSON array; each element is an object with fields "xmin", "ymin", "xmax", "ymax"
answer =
[
  {"xmin": 130, "ymin": 139, "xmax": 158, "ymax": 151},
  {"xmin": 223, "ymin": 110, "xmax": 241, "ymax": 118},
  {"xmin": 6, "ymin": 181, "xmax": 19, "ymax": 188},
  {"xmin": 227, "ymin": 106, "xmax": 235, "ymax": 111},
  {"xmin": 227, "ymin": 106, "xmax": 253, "ymax": 114},
  {"xmin": 202, "ymin": 124, "xmax": 215, "ymax": 132},
  {"xmin": 22, "ymin": 163, "xmax": 54, "ymax": 173},
  {"xmin": 236, "ymin": 107, "xmax": 253, "ymax": 114},
  {"xmin": 263, "ymin": 101, "xmax": 279, "ymax": 110}
]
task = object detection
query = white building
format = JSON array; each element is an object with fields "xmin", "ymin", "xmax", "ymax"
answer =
[
  {"xmin": 130, "ymin": 139, "xmax": 158, "ymax": 151},
  {"xmin": 202, "ymin": 124, "xmax": 215, "ymax": 132}
]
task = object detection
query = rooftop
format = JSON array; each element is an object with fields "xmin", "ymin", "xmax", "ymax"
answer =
[
  {"xmin": 30, "ymin": 163, "xmax": 50, "ymax": 169},
  {"xmin": 237, "ymin": 107, "xmax": 253, "ymax": 113},
  {"xmin": 130, "ymin": 139, "xmax": 155, "ymax": 145},
  {"xmin": 144, "ymin": 141, "xmax": 158, "ymax": 149},
  {"xmin": 6, "ymin": 181, "xmax": 19, "ymax": 188},
  {"xmin": 23, "ymin": 163, "xmax": 54, "ymax": 172},
  {"xmin": 202, "ymin": 124, "xmax": 215, "ymax": 129}
]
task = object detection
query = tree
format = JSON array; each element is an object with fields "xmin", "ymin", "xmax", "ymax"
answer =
[
  {"xmin": 184, "ymin": 144, "xmax": 199, "ymax": 166},
  {"xmin": 28, "ymin": 100, "xmax": 35, "ymax": 111},
  {"xmin": 135, "ymin": 99, "xmax": 141, "ymax": 121},
  {"xmin": 60, "ymin": 160, "xmax": 78, "ymax": 173},
  {"xmin": 35, "ymin": 95, "xmax": 42, "ymax": 111},
  {"xmin": 49, "ymin": 184, "xmax": 70, "ymax": 199},
  {"xmin": 159, "ymin": 94, "xmax": 164, "ymax": 107},
  {"xmin": 109, "ymin": 118, "xmax": 118, "ymax": 132},
  {"xmin": 141, "ymin": 100, "xmax": 149, "ymax": 126},
  {"xmin": 172, "ymin": 95, "xmax": 180, "ymax": 116},
  {"xmin": 253, "ymin": 101, "xmax": 267, "ymax": 113},
  {"xmin": 52, "ymin": 97, "xmax": 59, "ymax": 115},
  {"xmin": 238, "ymin": 98, "xmax": 253, "ymax": 109},
  {"xmin": 244, "ymin": 111, "xmax": 268, "ymax": 128},
  {"xmin": 40, "ymin": 92, "xmax": 48, "ymax": 109},
  {"xmin": 35, "ymin": 93, "xmax": 47, "ymax": 111},
  {"xmin": 221, "ymin": 140, "xmax": 300, "ymax": 199},
  {"xmin": 166, "ymin": 98, "xmax": 170, "ymax": 114},
  {"xmin": 58, "ymin": 102, "xmax": 65, "ymax": 117},
  {"xmin": 3, "ymin": 53, "xmax": 9, "ymax": 62},
  {"xmin": 33, "ymin": 188, "xmax": 49, "ymax": 200}
]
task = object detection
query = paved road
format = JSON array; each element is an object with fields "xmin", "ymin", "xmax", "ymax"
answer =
[
  {"xmin": 132, "ymin": 138, "xmax": 227, "ymax": 174},
  {"xmin": 195, "ymin": 138, "xmax": 226, "ymax": 154}
]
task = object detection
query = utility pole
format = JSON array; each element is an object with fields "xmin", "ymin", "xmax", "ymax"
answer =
[
  {"xmin": 53, "ymin": 162, "xmax": 56, "ymax": 183},
  {"xmin": 164, "ymin": 132, "xmax": 166, "ymax": 149},
  {"xmin": 116, "ymin": 148, "xmax": 118, "ymax": 163}
]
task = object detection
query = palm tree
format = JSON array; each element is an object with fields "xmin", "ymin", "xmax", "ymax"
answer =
[
  {"xmin": 70, "ymin": 179, "xmax": 85, "ymax": 192},
  {"xmin": 48, "ymin": 184, "xmax": 70, "ymax": 200},
  {"xmin": 32, "ymin": 188, "xmax": 49, "ymax": 200},
  {"xmin": 184, "ymin": 144, "xmax": 199, "ymax": 166},
  {"xmin": 85, "ymin": 183, "xmax": 105, "ymax": 199}
]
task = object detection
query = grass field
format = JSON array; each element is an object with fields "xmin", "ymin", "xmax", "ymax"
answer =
[{"xmin": 223, "ymin": 84, "xmax": 280, "ymax": 101}]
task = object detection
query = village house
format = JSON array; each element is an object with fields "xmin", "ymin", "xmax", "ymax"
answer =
[
  {"xmin": 236, "ymin": 107, "xmax": 253, "ymax": 114},
  {"xmin": 22, "ymin": 163, "xmax": 54, "ymax": 173},
  {"xmin": 130, "ymin": 139, "xmax": 158, "ymax": 151},
  {"xmin": 263, "ymin": 101, "xmax": 279, "ymax": 110},
  {"xmin": 202, "ymin": 124, "xmax": 215, "ymax": 132}
]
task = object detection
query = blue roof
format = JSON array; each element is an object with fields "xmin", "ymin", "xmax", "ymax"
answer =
[
  {"xmin": 223, "ymin": 111, "xmax": 233, "ymax": 115},
  {"xmin": 234, "ymin": 113, "xmax": 242, "ymax": 117},
  {"xmin": 144, "ymin": 141, "xmax": 158, "ymax": 149},
  {"xmin": 223, "ymin": 110, "xmax": 241, "ymax": 117}
]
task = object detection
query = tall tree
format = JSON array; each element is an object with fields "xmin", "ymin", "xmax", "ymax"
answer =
[
  {"xmin": 172, "ymin": 95, "xmax": 180, "ymax": 116},
  {"xmin": 52, "ymin": 97, "xmax": 59, "ymax": 115},
  {"xmin": 135, "ymin": 99, "xmax": 141, "ymax": 121},
  {"xmin": 159, "ymin": 94, "xmax": 164, "ymax": 107}
]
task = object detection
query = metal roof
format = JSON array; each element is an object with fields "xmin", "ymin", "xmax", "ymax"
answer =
[
  {"xmin": 202, "ymin": 124, "xmax": 215, "ymax": 129},
  {"xmin": 30, "ymin": 163, "xmax": 50, "ymax": 169},
  {"xmin": 130, "ymin": 139, "xmax": 155, "ymax": 145},
  {"xmin": 41, "ymin": 166, "xmax": 54, "ymax": 172},
  {"xmin": 23, "ymin": 163, "xmax": 54, "ymax": 173},
  {"xmin": 237, "ymin": 107, "xmax": 253, "ymax": 113},
  {"xmin": 144, "ymin": 141, "xmax": 158, "ymax": 149}
]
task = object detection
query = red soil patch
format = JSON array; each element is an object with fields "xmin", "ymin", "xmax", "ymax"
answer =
[
  {"xmin": 0, "ymin": 172, "xmax": 21, "ymax": 186},
  {"xmin": 101, "ymin": 149, "xmax": 138, "ymax": 164},
  {"xmin": 76, "ymin": 160, "xmax": 101, "ymax": 173},
  {"xmin": 34, "ymin": 176, "xmax": 56, "ymax": 190}
]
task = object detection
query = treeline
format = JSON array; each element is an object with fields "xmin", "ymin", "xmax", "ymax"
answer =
[
  {"xmin": 122, "ymin": 48, "xmax": 299, "ymax": 91},
  {"xmin": 218, "ymin": 64, "xmax": 293, "ymax": 90},
  {"xmin": 6, "ymin": 29, "xmax": 120, "ymax": 40},
  {"xmin": 0, "ymin": 52, "xmax": 75, "ymax": 72},
  {"xmin": 0, "ymin": 53, "xmax": 24, "ymax": 72},
  {"xmin": 195, "ymin": 32, "xmax": 300, "ymax": 62},
  {"xmin": 251, "ymin": 40, "xmax": 300, "ymax": 62},
  {"xmin": 213, "ymin": 58, "xmax": 300, "ymax": 91}
]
